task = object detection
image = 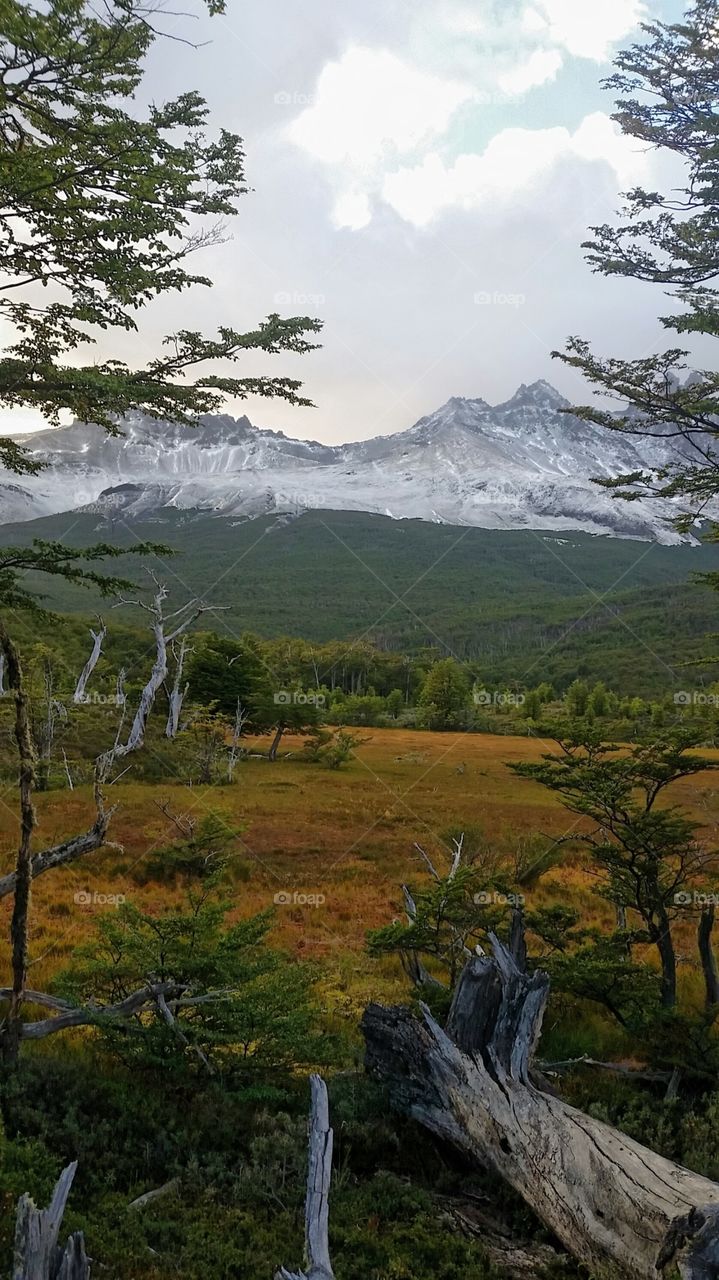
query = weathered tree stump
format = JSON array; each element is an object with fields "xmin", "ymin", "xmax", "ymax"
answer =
[
  {"xmin": 13, "ymin": 1161, "xmax": 90, "ymax": 1279},
  {"xmin": 276, "ymin": 1074, "xmax": 335, "ymax": 1280},
  {"xmin": 362, "ymin": 936, "xmax": 719, "ymax": 1280}
]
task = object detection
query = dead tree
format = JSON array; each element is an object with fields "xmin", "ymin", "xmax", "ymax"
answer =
[
  {"xmin": 0, "ymin": 980, "xmax": 234, "ymax": 1041},
  {"xmin": 107, "ymin": 576, "xmax": 215, "ymax": 764},
  {"xmin": 33, "ymin": 659, "xmax": 66, "ymax": 791},
  {"xmin": 362, "ymin": 937, "xmax": 719, "ymax": 1280},
  {"xmin": 276, "ymin": 1075, "xmax": 335, "ymax": 1280},
  {"xmin": 165, "ymin": 634, "xmax": 191, "ymax": 739},
  {"xmin": 227, "ymin": 698, "xmax": 250, "ymax": 782},
  {"xmin": 73, "ymin": 617, "xmax": 106, "ymax": 704},
  {"xmin": 13, "ymin": 1161, "xmax": 89, "ymax": 1279},
  {"xmin": 0, "ymin": 582, "xmax": 219, "ymax": 1060}
]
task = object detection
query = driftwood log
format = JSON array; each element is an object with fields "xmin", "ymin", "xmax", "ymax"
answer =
[
  {"xmin": 13, "ymin": 1161, "xmax": 89, "ymax": 1279},
  {"xmin": 276, "ymin": 1074, "xmax": 335, "ymax": 1280},
  {"xmin": 362, "ymin": 936, "xmax": 719, "ymax": 1280}
]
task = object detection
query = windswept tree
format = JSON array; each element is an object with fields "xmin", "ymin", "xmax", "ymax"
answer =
[
  {"xmin": 512, "ymin": 731, "xmax": 719, "ymax": 1008},
  {"xmin": 554, "ymin": 1, "xmax": 719, "ymax": 538}
]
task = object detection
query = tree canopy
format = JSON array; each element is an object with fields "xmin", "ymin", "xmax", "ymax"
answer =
[
  {"xmin": 554, "ymin": 1, "xmax": 719, "ymax": 534},
  {"xmin": 0, "ymin": 0, "xmax": 321, "ymax": 475}
]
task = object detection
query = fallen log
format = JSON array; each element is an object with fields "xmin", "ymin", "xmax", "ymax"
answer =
[{"xmin": 362, "ymin": 937, "xmax": 719, "ymax": 1280}]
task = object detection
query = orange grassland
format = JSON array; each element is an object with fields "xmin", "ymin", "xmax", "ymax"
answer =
[{"xmin": 2, "ymin": 727, "xmax": 719, "ymax": 1019}]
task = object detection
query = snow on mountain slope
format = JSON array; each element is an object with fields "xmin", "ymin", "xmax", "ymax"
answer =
[{"xmin": 0, "ymin": 382, "xmax": 698, "ymax": 542}]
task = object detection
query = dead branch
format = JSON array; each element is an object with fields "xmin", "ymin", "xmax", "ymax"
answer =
[
  {"xmin": 276, "ymin": 1075, "xmax": 335, "ymax": 1280},
  {"xmin": 73, "ymin": 617, "xmax": 106, "ymax": 704}
]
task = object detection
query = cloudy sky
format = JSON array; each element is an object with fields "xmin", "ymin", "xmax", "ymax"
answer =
[{"xmin": 9, "ymin": 0, "xmax": 691, "ymax": 443}]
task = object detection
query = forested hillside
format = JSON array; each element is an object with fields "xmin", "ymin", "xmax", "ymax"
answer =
[{"xmin": 1, "ymin": 509, "xmax": 718, "ymax": 693}]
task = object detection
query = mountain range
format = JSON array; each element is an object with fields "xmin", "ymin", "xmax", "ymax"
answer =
[{"xmin": 0, "ymin": 379, "xmax": 698, "ymax": 541}]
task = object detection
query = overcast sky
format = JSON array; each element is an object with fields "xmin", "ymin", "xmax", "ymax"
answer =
[{"xmin": 8, "ymin": 0, "xmax": 693, "ymax": 444}]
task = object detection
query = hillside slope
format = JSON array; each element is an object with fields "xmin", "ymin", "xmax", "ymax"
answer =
[{"xmin": 2, "ymin": 508, "xmax": 718, "ymax": 693}]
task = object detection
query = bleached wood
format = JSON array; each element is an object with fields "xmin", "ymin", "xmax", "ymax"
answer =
[
  {"xmin": 13, "ymin": 1161, "xmax": 89, "ymax": 1279},
  {"xmin": 363, "ymin": 937, "xmax": 719, "ymax": 1280},
  {"xmin": 73, "ymin": 619, "xmax": 106, "ymax": 704},
  {"xmin": 165, "ymin": 635, "xmax": 191, "ymax": 738},
  {"xmin": 276, "ymin": 1075, "xmax": 335, "ymax": 1280}
]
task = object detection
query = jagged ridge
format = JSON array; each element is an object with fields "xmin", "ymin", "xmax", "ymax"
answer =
[{"xmin": 0, "ymin": 381, "xmax": 697, "ymax": 542}]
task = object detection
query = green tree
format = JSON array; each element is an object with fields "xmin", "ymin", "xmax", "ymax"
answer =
[
  {"xmin": 186, "ymin": 635, "xmax": 270, "ymax": 719},
  {"xmin": 523, "ymin": 688, "xmax": 543, "ymax": 720},
  {"xmin": 386, "ymin": 688, "xmax": 404, "ymax": 719},
  {"xmin": 566, "ymin": 678, "xmax": 589, "ymax": 717},
  {"xmin": 418, "ymin": 659, "xmax": 470, "ymax": 730},
  {"xmin": 56, "ymin": 886, "xmax": 326, "ymax": 1076},
  {"xmin": 588, "ymin": 681, "xmax": 609, "ymax": 717},
  {"xmin": 512, "ymin": 731, "xmax": 719, "ymax": 1007},
  {"xmin": 254, "ymin": 688, "xmax": 322, "ymax": 761},
  {"xmin": 554, "ymin": 2, "xmax": 719, "ymax": 539}
]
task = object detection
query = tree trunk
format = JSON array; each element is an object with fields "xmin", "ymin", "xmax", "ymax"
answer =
[
  {"xmin": 362, "ymin": 938, "xmax": 719, "ymax": 1280},
  {"xmin": 653, "ymin": 911, "xmax": 677, "ymax": 1007},
  {"xmin": 0, "ymin": 627, "xmax": 37, "ymax": 1064},
  {"xmin": 165, "ymin": 635, "xmax": 190, "ymax": 738},
  {"xmin": 698, "ymin": 905, "xmax": 719, "ymax": 1008},
  {"xmin": 276, "ymin": 1075, "xmax": 336, "ymax": 1280},
  {"xmin": 269, "ymin": 724, "xmax": 285, "ymax": 762},
  {"xmin": 73, "ymin": 620, "xmax": 106, "ymax": 704}
]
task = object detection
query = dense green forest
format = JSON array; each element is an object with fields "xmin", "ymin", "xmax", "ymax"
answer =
[{"xmin": 2, "ymin": 508, "xmax": 719, "ymax": 694}]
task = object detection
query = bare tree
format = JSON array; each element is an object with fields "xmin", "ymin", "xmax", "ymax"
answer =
[
  {"xmin": 227, "ymin": 698, "xmax": 250, "ymax": 781},
  {"xmin": 104, "ymin": 574, "xmax": 220, "ymax": 766},
  {"xmin": 33, "ymin": 658, "xmax": 67, "ymax": 791},
  {"xmin": 165, "ymin": 634, "xmax": 191, "ymax": 739},
  {"xmin": 72, "ymin": 617, "xmax": 106, "ymax": 704},
  {"xmin": 0, "ymin": 581, "xmax": 221, "ymax": 1060}
]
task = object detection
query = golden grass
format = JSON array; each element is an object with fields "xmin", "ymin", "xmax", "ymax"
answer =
[{"xmin": 1, "ymin": 727, "xmax": 718, "ymax": 1007}]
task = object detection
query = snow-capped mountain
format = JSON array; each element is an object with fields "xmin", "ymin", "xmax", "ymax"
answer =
[{"xmin": 0, "ymin": 380, "xmax": 698, "ymax": 542}]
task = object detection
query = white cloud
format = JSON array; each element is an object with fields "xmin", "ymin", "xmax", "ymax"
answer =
[
  {"xmin": 381, "ymin": 112, "xmax": 646, "ymax": 227},
  {"xmin": 498, "ymin": 48, "xmax": 563, "ymax": 95},
  {"xmin": 333, "ymin": 189, "xmax": 372, "ymax": 231},
  {"xmin": 524, "ymin": 0, "xmax": 647, "ymax": 61},
  {"xmin": 287, "ymin": 46, "xmax": 473, "ymax": 166}
]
